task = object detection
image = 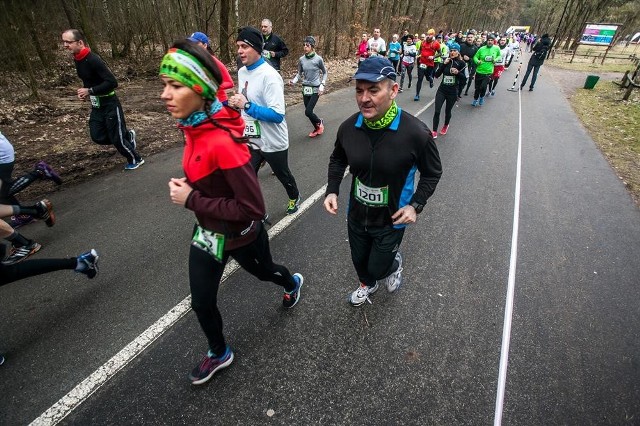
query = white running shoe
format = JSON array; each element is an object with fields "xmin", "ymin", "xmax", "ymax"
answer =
[
  {"xmin": 349, "ymin": 282, "xmax": 379, "ymax": 306},
  {"xmin": 383, "ymin": 252, "xmax": 403, "ymax": 293}
]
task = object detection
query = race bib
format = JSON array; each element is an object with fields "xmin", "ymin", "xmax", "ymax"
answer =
[
  {"xmin": 443, "ymin": 75, "xmax": 456, "ymax": 85},
  {"xmin": 192, "ymin": 225, "xmax": 225, "ymax": 262},
  {"xmin": 354, "ymin": 177, "xmax": 388, "ymax": 207},
  {"xmin": 419, "ymin": 63, "xmax": 427, "ymax": 69},
  {"xmin": 262, "ymin": 51, "xmax": 271, "ymax": 59},
  {"xmin": 390, "ymin": 52, "xmax": 397, "ymax": 58},
  {"xmin": 302, "ymin": 86, "xmax": 314, "ymax": 96},
  {"xmin": 89, "ymin": 95, "xmax": 100, "ymax": 108},
  {"xmin": 244, "ymin": 119, "xmax": 261, "ymax": 138},
  {"xmin": 484, "ymin": 56, "xmax": 494, "ymax": 62}
]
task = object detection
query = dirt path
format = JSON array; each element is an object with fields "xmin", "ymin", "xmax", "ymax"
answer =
[{"xmin": 544, "ymin": 65, "xmax": 623, "ymax": 98}]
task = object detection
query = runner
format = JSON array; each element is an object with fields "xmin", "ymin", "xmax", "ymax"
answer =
[
  {"xmin": 471, "ymin": 34, "xmax": 501, "ymax": 106},
  {"xmin": 230, "ymin": 27, "xmax": 302, "ymax": 214},
  {"xmin": 506, "ymin": 34, "xmax": 520, "ymax": 69},
  {"xmin": 187, "ymin": 32, "xmax": 235, "ymax": 105},
  {"xmin": 434, "ymin": 34, "xmax": 449, "ymax": 74},
  {"xmin": 289, "ymin": 36, "xmax": 327, "ymax": 138},
  {"xmin": 62, "ymin": 29, "xmax": 144, "ymax": 170},
  {"xmin": 399, "ymin": 34, "xmax": 417, "ymax": 93},
  {"xmin": 388, "ymin": 34, "xmax": 402, "ymax": 73},
  {"xmin": 356, "ymin": 33, "xmax": 369, "ymax": 66},
  {"xmin": 367, "ymin": 28, "xmax": 387, "ymax": 57},
  {"xmin": 431, "ymin": 43, "xmax": 466, "ymax": 138},
  {"xmin": 520, "ymin": 34, "xmax": 551, "ymax": 91},
  {"xmin": 160, "ymin": 39, "xmax": 304, "ymax": 385},
  {"xmin": 414, "ymin": 29, "xmax": 440, "ymax": 101},
  {"xmin": 460, "ymin": 32, "xmax": 479, "ymax": 97},
  {"xmin": 260, "ymin": 19, "xmax": 289, "ymax": 72},
  {"xmin": 324, "ymin": 57, "xmax": 442, "ymax": 306},
  {"xmin": 488, "ymin": 37, "xmax": 511, "ymax": 96},
  {"xmin": 1, "ymin": 200, "xmax": 55, "ymax": 265}
]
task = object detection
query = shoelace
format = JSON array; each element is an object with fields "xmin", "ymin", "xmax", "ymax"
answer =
[{"xmin": 355, "ymin": 286, "xmax": 374, "ymax": 304}]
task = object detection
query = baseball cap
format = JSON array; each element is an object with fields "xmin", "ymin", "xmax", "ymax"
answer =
[
  {"xmin": 188, "ymin": 32, "xmax": 209, "ymax": 45},
  {"xmin": 353, "ymin": 57, "xmax": 397, "ymax": 82}
]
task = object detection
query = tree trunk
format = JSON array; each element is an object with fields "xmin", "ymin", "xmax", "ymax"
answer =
[{"xmin": 219, "ymin": 0, "xmax": 231, "ymax": 62}]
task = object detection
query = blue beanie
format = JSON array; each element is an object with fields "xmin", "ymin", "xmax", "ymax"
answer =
[{"xmin": 449, "ymin": 42, "xmax": 460, "ymax": 51}]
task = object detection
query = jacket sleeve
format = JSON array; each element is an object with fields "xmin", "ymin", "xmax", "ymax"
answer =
[
  {"xmin": 326, "ymin": 129, "xmax": 349, "ymax": 196},
  {"xmin": 411, "ymin": 134, "xmax": 442, "ymax": 205},
  {"xmin": 275, "ymin": 37, "xmax": 289, "ymax": 59},
  {"xmin": 185, "ymin": 163, "xmax": 266, "ymax": 222},
  {"xmin": 89, "ymin": 56, "xmax": 118, "ymax": 94}
]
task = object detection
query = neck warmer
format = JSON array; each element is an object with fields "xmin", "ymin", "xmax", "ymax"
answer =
[
  {"xmin": 178, "ymin": 99, "xmax": 223, "ymax": 127},
  {"xmin": 364, "ymin": 101, "xmax": 398, "ymax": 130},
  {"xmin": 305, "ymin": 52, "xmax": 316, "ymax": 59},
  {"xmin": 74, "ymin": 47, "xmax": 91, "ymax": 61}
]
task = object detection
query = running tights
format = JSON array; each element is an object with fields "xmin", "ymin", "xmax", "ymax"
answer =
[
  {"xmin": 302, "ymin": 93, "xmax": 321, "ymax": 127},
  {"xmin": 250, "ymin": 149, "xmax": 300, "ymax": 200},
  {"xmin": 400, "ymin": 64, "xmax": 414, "ymax": 89},
  {"xmin": 474, "ymin": 74, "xmax": 491, "ymax": 99},
  {"xmin": 0, "ymin": 258, "xmax": 76, "ymax": 286},
  {"xmin": 433, "ymin": 91, "xmax": 458, "ymax": 131}
]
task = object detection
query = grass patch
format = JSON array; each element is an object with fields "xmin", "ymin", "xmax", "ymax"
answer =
[
  {"xmin": 546, "ymin": 58, "xmax": 632, "ymax": 73},
  {"xmin": 571, "ymin": 81, "xmax": 640, "ymax": 204}
]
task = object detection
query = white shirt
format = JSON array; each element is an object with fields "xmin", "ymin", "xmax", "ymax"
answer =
[
  {"xmin": 0, "ymin": 131, "xmax": 15, "ymax": 164},
  {"xmin": 238, "ymin": 60, "xmax": 289, "ymax": 153},
  {"xmin": 367, "ymin": 37, "xmax": 387, "ymax": 56},
  {"xmin": 402, "ymin": 44, "xmax": 417, "ymax": 64}
]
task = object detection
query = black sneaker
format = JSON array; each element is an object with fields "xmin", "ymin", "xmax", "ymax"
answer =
[
  {"xmin": 36, "ymin": 199, "xmax": 55, "ymax": 227},
  {"xmin": 2, "ymin": 241, "xmax": 41, "ymax": 265},
  {"xmin": 76, "ymin": 249, "xmax": 99, "ymax": 279},
  {"xmin": 282, "ymin": 273, "xmax": 303, "ymax": 308},
  {"xmin": 189, "ymin": 346, "xmax": 234, "ymax": 385}
]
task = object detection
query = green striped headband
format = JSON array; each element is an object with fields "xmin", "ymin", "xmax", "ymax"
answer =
[{"xmin": 159, "ymin": 48, "xmax": 219, "ymax": 100}]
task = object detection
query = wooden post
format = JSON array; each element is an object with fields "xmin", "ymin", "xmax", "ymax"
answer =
[
  {"xmin": 570, "ymin": 47, "xmax": 578, "ymax": 63},
  {"xmin": 601, "ymin": 44, "xmax": 612, "ymax": 65}
]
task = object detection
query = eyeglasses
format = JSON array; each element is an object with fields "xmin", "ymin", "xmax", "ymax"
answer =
[
  {"xmin": 304, "ymin": 43, "xmax": 312, "ymax": 47},
  {"xmin": 62, "ymin": 40, "xmax": 78, "ymax": 45}
]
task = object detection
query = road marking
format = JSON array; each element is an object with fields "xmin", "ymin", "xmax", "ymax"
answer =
[
  {"xmin": 415, "ymin": 98, "xmax": 436, "ymax": 117},
  {"xmin": 493, "ymin": 82, "xmax": 523, "ymax": 426},
  {"xmin": 30, "ymin": 183, "xmax": 332, "ymax": 426}
]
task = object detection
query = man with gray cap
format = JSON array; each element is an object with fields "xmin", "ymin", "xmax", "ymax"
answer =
[
  {"xmin": 323, "ymin": 56, "xmax": 442, "ymax": 306},
  {"xmin": 230, "ymin": 27, "xmax": 301, "ymax": 215},
  {"xmin": 289, "ymin": 36, "xmax": 328, "ymax": 138}
]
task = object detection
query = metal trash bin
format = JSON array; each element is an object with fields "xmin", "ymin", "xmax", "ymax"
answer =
[{"xmin": 583, "ymin": 75, "xmax": 600, "ymax": 89}]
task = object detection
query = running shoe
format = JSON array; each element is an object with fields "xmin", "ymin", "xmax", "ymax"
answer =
[
  {"xmin": 382, "ymin": 252, "xmax": 403, "ymax": 293},
  {"xmin": 124, "ymin": 159, "xmax": 145, "ymax": 170},
  {"xmin": 309, "ymin": 128, "xmax": 319, "ymax": 138},
  {"xmin": 408, "ymin": 82, "xmax": 411, "ymax": 88},
  {"xmin": 35, "ymin": 161, "xmax": 63, "ymax": 185},
  {"xmin": 472, "ymin": 99, "xmax": 478, "ymax": 107},
  {"xmin": 440, "ymin": 125, "xmax": 449, "ymax": 135},
  {"xmin": 76, "ymin": 249, "xmax": 99, "ymax": 279},
  {"xmin": 316, "ymin": 120, "xmax": 324, "ymax": 135},
  {"xmin": 399, "ymin": 87, "xmax": 403, "ymax": 93},
  {"xmin": 129, "ymin": 129, "xmax": 137, "ymax": 149},
  {"xmin": 283, "ymin": 273, "xmax": 304, "ymax": 308},
  {"xmin": 414, "ymin": 95, "xmax": 420, "ymax": 101},
  {"xmin": 529, "ymin": 87, "xmax": 533, "ymax": 91},
  {"xmin": 36, "ymin": 199, "xmax": 55, "ymax": 227},
  {"xmin": 286, "ymin": 195, "xmax": 301, "ymax": 215},
  {"xmin": 9, "ymin": 214, "xmax": 36, "ymax": 229},
  {"xmin": 349, "ymin": 282, "xmax": 379, "ymax": 306},
  {"xmin": 189, "ymin": 346, "xmax": 234, "ymax": 385},
  {"xmin": 2, "ymin": 241, "xmax": 41, "ymax": 265},
  {"xmin": 431, "ymin": 130, "xmax": 438, "ymax": 139},
  {"xmin": 478, "ymin": 97, "xmax": 485, "ymax": 106},
  {"xmin": 490, "ymin": 90, "xmax": 496, "ymax": 96}
]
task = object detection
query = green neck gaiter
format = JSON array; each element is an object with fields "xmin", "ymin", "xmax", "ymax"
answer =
[{"xmin": 364, "ymin": 101, "xmax": 398, "ymax": 130}]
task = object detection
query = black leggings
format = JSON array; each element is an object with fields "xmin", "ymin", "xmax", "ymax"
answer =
[
  {"xmin": 520, "ymin": 62, "xmax": 541, "ymax": 89},
  {"xmin": 347, "ymin": 219, "xmax": 404, "ymax": 287},
  {"xmin": 474, "ymin": 74, "xmax": 491, "ymax": 99},
  {"xmin": 250, "ymin": 149, "xmax": 299, "ymax": 200},
  {"xmin": 0, "ymin": 258, "xmax": 76, "ymax": 286},
  {"xmin": 464, "ymin": 67, "xmax": 476, "ymax": 95},
  {"xmin": 415, "ymin": 65, "xmax": 435, "ymax": 96},
  {"xmin": 0, "ymin": 162, "xmax": 40, "ymax": 205},
  {"xmin": 489, "ymin": 76, "xmax": 500, "ymax": 92},
  {"xmin": 400, "ymin": 63, "xmax": 414, "ymax": 88},
  {"xmin": 189, "ymin": 223, "xmax": 296, "ymax": 354},
  {"xmin": 302, "ymin": 93, "xmax": 321, "ymax": 127},
  {"xmin": 89, "ymin": 98, "xmax": 141, "ymax": 164},
  {"xmin": 433, "ymin": 90, "xmax": 458, "ymax": 130}
]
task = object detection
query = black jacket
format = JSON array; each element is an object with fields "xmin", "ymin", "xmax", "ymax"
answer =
[
  {"xmin": 460, "ymin": 42, "xmax": 479, "ymax": 66},
  {"xmin": 262, "ymin": 33, "xmax": 289, "ymax": 70},
  {"xmin": 327, "ymin": 109, "xmax": 442, "ymax": 228},
  {"xmin": 74, "ymin": 51, "xmax": 118, "ymax": 95},
  {"xmin": 529, "ymin": 35, "xmax": 551, "ymax": 65}
]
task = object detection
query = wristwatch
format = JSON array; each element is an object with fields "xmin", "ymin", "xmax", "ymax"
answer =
[
  {"xmin": 410, "ymin": 201, "xmax": 424, "ymax": 214},
  {"xmin": 243, "ymin": 101, "xmax": 252, "ymax": 111}
]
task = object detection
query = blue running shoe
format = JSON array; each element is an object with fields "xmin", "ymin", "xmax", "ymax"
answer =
[
  {"xmin": 76, "ymin": 249, "xmax": 99, "ymax": 279},
  {"xmin": 472, "ymin": 99, "xmax": 478, "ymax": 107},
  {"xmin": 124, "ymin": 159, "xmax": 145, "ymax": 170},
  {"xmin": 283, "ymin": 273, "xmax": 304, "ymax": 308},
  {"xmin": 414, "ymin": 95, "xmax": 420, "ymax": 101},
  {"xmin": 479, "ymin": 97, "xmax": 485, "ymax": 106},
  {"xmin": 189, "ymin": 346, "xmax": 234, "ymax": 385}
]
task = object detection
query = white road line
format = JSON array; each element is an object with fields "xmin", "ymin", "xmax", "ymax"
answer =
[
  {"xmin": 493, "ymin": 83, "xmax": 523, "ymax": 426},
  {"xmin": 415, "ymin": 98, "xmax": 436, "ymax": 116},
  {"xmin": 30, "ymin": 183, "xmax": 332, "ymax": 426}
]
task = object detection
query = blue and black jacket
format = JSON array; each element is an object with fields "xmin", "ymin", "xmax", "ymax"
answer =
[{"xmin": 327, "ymin": 108, "xmax": 442, "ymax": 228}]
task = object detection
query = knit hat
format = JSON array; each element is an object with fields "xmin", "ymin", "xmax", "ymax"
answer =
[
  {"xmin": 427, "ymin": 28, "xmax": 435, "ymax": 35},
  {"xmin": 237, "ymin": 27, "xmax": 263, "ymax": 53},
  {"xmin": 448, "ymin": 42, "xmax": 460, "ymax": 51},
  {"xmin": 188, "ymin": 32, "xmax": 209, "ymax": 45},
  {"xmin": 304, "ymin": 36, "xmax": 316, "ymax": 47},
  {"xmin": 353, "ymin": 57, "xmax": 397, "ymax": 82}
]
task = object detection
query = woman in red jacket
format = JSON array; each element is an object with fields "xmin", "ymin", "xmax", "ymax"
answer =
[{"xmin": 160, "ymin": 40, "xmax": 304, "ymax": 385}]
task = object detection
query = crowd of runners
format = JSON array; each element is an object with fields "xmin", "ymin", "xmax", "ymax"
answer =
[{"xmin": 0, "ymin": 21, "xmax": 552, "ymax": 376}]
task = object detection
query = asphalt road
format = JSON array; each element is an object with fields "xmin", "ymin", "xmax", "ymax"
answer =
[{"xmin": 1, "ymin": 56, "xmax": 639, "ymax": 425}]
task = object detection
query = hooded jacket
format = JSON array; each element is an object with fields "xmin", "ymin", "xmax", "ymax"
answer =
[{"xmin": 529, "ymin": 34, "xmax": 551, "ymax": 65}]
